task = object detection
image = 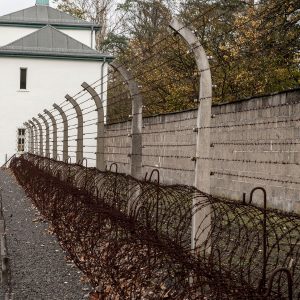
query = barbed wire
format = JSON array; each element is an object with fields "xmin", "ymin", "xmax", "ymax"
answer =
[
  {"xmin": 211, "ymin": 171, "xmax": 300, "ymax": 185},
  {"xmin": 212, "ymin": 99, "xmax": 300, "ymax": 116},
  {"xmin": 211, "ymin": 140, "xmax": 300, "ymax": 146},
  {"xmin": 196, "ymin": 157, "xmax": 299, "ymax": 166}
]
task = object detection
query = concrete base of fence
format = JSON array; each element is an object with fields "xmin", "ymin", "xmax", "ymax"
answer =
[
  {"xmin": 1, "ymin": 256, "xmax": 9, "ymax": 284},
  {"xmin": 1, "ymin": 234, "xmax": 8, "ymax": 284},
  {"xmin": 0, "ymin": 188, "xmax": 9, "ymax": 286}
]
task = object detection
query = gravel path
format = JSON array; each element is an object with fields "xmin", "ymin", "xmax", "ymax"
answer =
[{"xmin": 0, "ymin": 169, "xmax": 91, "ymax": 300}]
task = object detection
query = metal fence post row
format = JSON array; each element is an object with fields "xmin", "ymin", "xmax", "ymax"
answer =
[
  {"xmin": 24, "ymin": 122, "xmax": 34, "ymax": 153},
  {"xmin": 28, "ymin": 120, "xmax": 38, "ymax": 155},
  {"xmin": 81, "ymin": 82, "xmax": 105, "ymax": 171},
  {"xmin": 32, "ymin": 117, "xmax": 43, "ymax": 157},
  {"xmin": 44, "ymin": 109, "xmax": 58, "ymax": 160},
  {"xmin": 53, "ymin": 104, "xmax": 68, "ymax": 162},
  {"xmin": 110, "ymin": 62, "xmax": 143, "ymax": 179},
  {"xmin": 169, "ymin": 18, "xmax": 212, "ymax": 253},
  {"xmin": 65, "ymin": 94, "xmax": 83, "ymax": 164},
  {"xmin": 38, "ymin": 114, "xmax": 50, "ymax": 158}
]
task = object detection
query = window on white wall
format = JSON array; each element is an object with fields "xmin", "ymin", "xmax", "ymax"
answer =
[
  {"xmin": 20, "ymin": 68, "xmax": 27, "ymax": 90},
  {"xmin": 17, "ymin": 128, "xmax": 26, "ymax": 152},
  {"xmin": 18, "ymin": 129, "xmax": 25, "ymax": 136},
  {"xmin": 18, "ymin": 138, "xmax": 25, "ymax": 152}
]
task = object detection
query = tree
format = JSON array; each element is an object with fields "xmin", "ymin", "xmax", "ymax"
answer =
[
  {"xmin": 107, "ymin": 0, "xmax": 201, "ymax": 117},
  {"xmin": 179, "ymin": 0, "xmax": 300, "ymax": 102},
  {"xmin": 53, "ymin": 0, "xmax": 119, "ymax": 51},
  {"xmin": 54, "ymin": 0, "xmax": 300, "ymax": 120}
]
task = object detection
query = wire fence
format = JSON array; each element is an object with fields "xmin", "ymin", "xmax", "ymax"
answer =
[{"xmin": 19, "ymin": 11, "xmax": 300, "ymax": 211}]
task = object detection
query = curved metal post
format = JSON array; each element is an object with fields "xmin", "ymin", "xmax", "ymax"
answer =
[
  {"xmin": 38, "ymin": 113, "xmax": 50, "ymax": 158},
  {"xmin": 65, "ymin": 94, "xmax": 83, "ymax": 163},
  {"xmin": 24, "ymin": 122, "xmax": 34, "ymax": 153},
  {"xmin": 170, "ymin": 18, "xmax": 212, "ymax": 253},
  {"xmin": 44, "ymin": 109, "xmax": 58, "ymax": 160},
  {"xmin": 110, "ymin": 62, "xmax": 143, "ymax": 179},
  {"xmin": 81, "ymin": 82, "xmax": 105, "ymax": 171},
  {"xmin": 263, "ymin": 268, "xmax": 293, "ymax": 300},
  {"xmin": 53, "ymin": 103, "xmax": 68, "ymax": 162},
  {"xmin": 28, "ymin": 120, "xmax": 38, "ymax": 155},
  {"xmin": 249, "ymin": 187, "xmax": 267, "ymax": 291},
  {"xmin": 32, "ymin": 117, "xmax": 43, "ymax": 156}
]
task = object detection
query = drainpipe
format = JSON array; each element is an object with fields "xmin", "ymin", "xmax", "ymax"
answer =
[
  {"xmin": 101, "ymin": 58, "xmax": 107, "ymax": 123},
  {"xmin": 91, "ymin": 26, "xmax": 94, "ymax": 49}
]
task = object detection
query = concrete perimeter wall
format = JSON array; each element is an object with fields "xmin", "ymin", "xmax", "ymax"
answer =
[{"xmin": 104, "ymin": 88, "xmax": 300, "ymax": 212}]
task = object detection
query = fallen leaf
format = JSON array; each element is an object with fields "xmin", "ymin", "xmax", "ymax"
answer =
[{"xmin": 89, "ymin": 291, "xmax": 100, "ymax": 300}]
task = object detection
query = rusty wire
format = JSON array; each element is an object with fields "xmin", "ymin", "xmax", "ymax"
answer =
[{"xmin": 10, "ymin": 153, "xmax": 300, "ymax": 299}]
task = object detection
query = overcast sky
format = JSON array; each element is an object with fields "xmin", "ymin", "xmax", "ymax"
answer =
[{"xmin": 0, "ymin": 1, "xmax": 56, "ymax": 16}]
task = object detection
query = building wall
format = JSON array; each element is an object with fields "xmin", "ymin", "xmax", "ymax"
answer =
[
  {"xmin": 103, "ymin": 89, "xmax": 300, "ymax": 212},
  {"xmin": 60, "ymin": 28, "xmax": 94, "ymax": 49},
  {"xmin": 0, "ymin": 56, "xmax": 104, "ymax": 166},
  {"xmin": 0, "ymin": 26, "xmax": 95, "ymax": 48},
  {"xmin": 0, "ymin": 26, "xmax": 37, "ymax": 46}
]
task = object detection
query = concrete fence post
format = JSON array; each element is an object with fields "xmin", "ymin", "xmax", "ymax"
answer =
[
  {"xmin": 110, "ymin": 62, "xmax": 143, "ymax": 179},
  {"xmin": 38, "ymin": 114, "xmax": 50, "ymax": 158},
  {"xmin": 53, "ymin": 104, "xmax": 68, "ymax": 162},
  {"xmin": 169, "ymin": 18, "xmax": 212, "ymax": 253},
  {"xmin": 65, "ymin": 94, "xmax": 83, "ymax": 164},
  {"xmin": 81, "ymin": 82, "xmax": 105, "ymax": 171},
  {"xmin": 44, "ymin": 109, "xmax": 58, "ymax": 160},
  {"xmin": 32, "ymin": 117, "xmax": 43, "ymax": 157},
  {"xmin": 24, "ymin": 122, "xmax": 34, "ymax": 153},
  {"xmin": 28, "ymin": 120, "xmax": 38, "ymax": 155}
]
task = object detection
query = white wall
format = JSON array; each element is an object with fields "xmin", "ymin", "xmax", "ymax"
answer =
[
  {"xmin": 0, "ymin": 26, "xmax": 37, "ymax": 46},
  {"xmin": 60, "ymin": 28, "xmax": 95, "ymax": 49},
  {"xmin": 0, "ymin": 56, "xmax": 107, "ymax": 166},
  {"xmin": 0, "ymin": 26, "xmax": 95, "ymax": 48}
]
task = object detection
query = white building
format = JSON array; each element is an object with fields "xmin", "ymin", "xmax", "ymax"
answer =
[{"xmin": 0, "ymin": 0, "xmax": 112, "ymax": 165}]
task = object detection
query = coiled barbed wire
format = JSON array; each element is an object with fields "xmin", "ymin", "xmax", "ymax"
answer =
[{"xmin": 10, "ymin": 153, "xmax": 300, "ymax": 299}]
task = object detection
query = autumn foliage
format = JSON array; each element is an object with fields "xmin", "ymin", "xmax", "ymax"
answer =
[{"xmin": 54, "ymin": 0, "xmax": 300, "ymax": 120}]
